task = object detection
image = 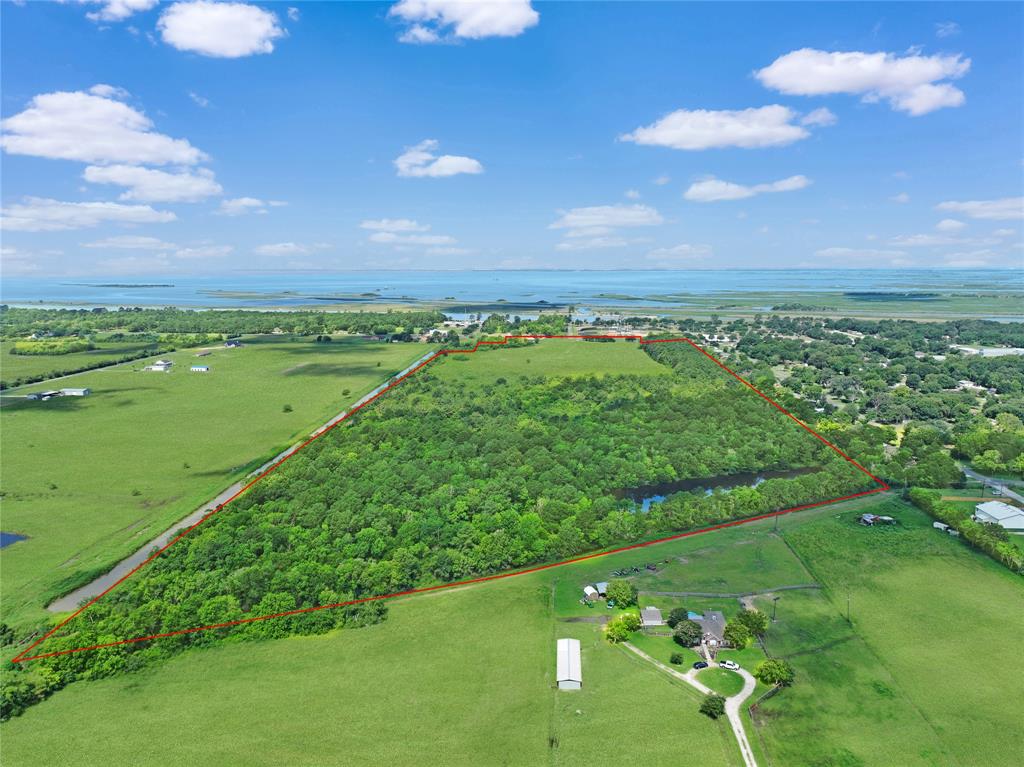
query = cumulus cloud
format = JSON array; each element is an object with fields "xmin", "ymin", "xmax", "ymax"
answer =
[
  {"xmin": 646, "ymin": 243, "xmax": 713, "ymax": 265},
  {"xmin": 254, "ymin": 242, "xmax": 331, "ymax": 256},
  {"xmin": 216, "ymin": 197, "xmax": 286, "ymax": 216},
  {"xmin": 394, "ymin": 139, "xmax": 484, "ymax": 177},
  {"xmin": 83, "ymin": 0, "xmax": 159, "ymax": 23},
  {"xmin": 82, "ymin": 235, "xmax": 176, "ymax": 250},
  {"xmin": 936, "ymin": 218, "xmax": 966, "ymax": 232},
  {"xmin": 683, "ymin": 174, "xmax": 811, "ymax": 203},
  {"xmin": 620, "ymin": 105, "xmax": 810, "ymax": 150},
  {"xmin": 550, "ymin": 203, "xmax": 662, "ymax": 251},
  {"xmin": 0, "ymin": 197, "xmax": 176, "ymax": 232},
  {"xmin": 800, "ymin": 107, "xmax": 838, "ymax": 127},
  {"xmin": 158, "ymin": 1, "xmax": 285, "ymax": 58},
  {"xmin": 755, "ymin": 48, "xmax": 970, "ymax": 116},
  {"xmin": 173, "ymin": 244, "xmax": 233, "ymax": 259},
  {"xmin": 83, "ymin": 165, "xmax": 222, "ymax": 202},
  {"xmin": 0, "ymin": 86, "xmax": 206, "ymax": 165},
  {"xmin": 550, "ymin": 204, "xmax": 663, "ymax": 231},
  {"xmin": 368, "ymin": 232, "xmax": 457, "ymax": 246},
  {"xmin": 936, "ymin": 197, "xmax": 1024, "ymax": 220},
  {"xmin": 359, "ymin": 218, "xmax": 430, "ymax": 232},
  {"xmin": 389, "ymin": 0, "xmax": 539, "ymax": 44}
]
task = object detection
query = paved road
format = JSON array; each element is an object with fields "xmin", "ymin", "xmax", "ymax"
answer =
[
  {"xmin": 47, "ymin": 351, "xmax": 438, "ymax": 613},
  {"xmin": 624, "ymin": 642, "xmax": 759, "ymax": 767},
  {"xmin": 961, "ymin": 466, "xmax": 1024, "ymax": 503}
]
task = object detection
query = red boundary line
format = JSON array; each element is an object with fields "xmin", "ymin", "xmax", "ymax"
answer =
[{"xmin": 14, "ymin": 335, "xmax": 887, "ymax": 663}]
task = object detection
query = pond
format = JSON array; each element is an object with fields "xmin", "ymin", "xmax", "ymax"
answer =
[
  {"xmin": 1, "ymin": 532, "xmax": 28, "ymax": 549},
  {"xmin": 615, "ymin": 467, "xmax": 819, "ymax": 512}
]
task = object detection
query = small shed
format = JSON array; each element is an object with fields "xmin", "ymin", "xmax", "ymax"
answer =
[
  {"xmin": 60, "ymin": 388, "xmax": 90, "ymax": 396},
  {"xmin": 556, "ymin": 638, "xmax": 582, "ymax": 690},
  {"xmin": 190, "ymin": 365, "xmax": 210, "ymax": 373},
  {"xmin": 933, "ymin": 521, "xmax": 950, "ymax": 532},
  {"xmin": 594, "ymin": 581, "xmax": 609, "ymax": 597},
  {"xmin": 859, "ymin": 513, "xmax": 878, "ymax": 526},
  {"xmin": 224, "ymin": 340, "xmax": 242, "ymax": 348},
  {"xmin": 582, "ymin": 585, "xmax": 599, "ymax": 601},
  {"xmin": 640, "ymin": 606, "xmax": 664, "ymax": 628}
]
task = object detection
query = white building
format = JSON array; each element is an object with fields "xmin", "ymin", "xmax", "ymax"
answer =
[
  {"xmin": 190, "ymin": 366, "xmax": 210, "ymax": 373},
  {"xmin": 973, "ymin": 501, "xmax": 1024, "ymax": 533},
  {"xmin": 144, "ymin": 359, "xmax": 173, "ymax": 372},
  {"xmin": 556, "ymin": 638, "xmax": 582, "ymax": 690},
  {"xmin": 59, "ymin": 388, "xmax": 90, "ymax": 396},
  {"xmin": 582, "ymin": 585, "xmax": 599, "ymax": 601}
]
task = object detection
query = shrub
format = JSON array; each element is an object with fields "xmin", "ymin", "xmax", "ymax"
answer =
[
  {"xmin": 672, "ymin": 619, "xmax": 702, "ymax": 647},
  {"xmin": 669, "ymin": 652, "xmax": 685, "ymax": 665},
  {"xmin": 699, "ymin": 693, "xmax": 726, "ymax": 719}
]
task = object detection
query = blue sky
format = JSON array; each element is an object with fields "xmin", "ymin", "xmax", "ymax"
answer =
[{"xmin": 1, "ymin": 0, "xmax": 1022, "ymax": 276}]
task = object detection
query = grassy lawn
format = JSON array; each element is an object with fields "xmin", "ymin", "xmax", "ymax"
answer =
[
  {"xmin": 697, "ymin": 667, "xmax": 745, "ymax": 697},
  {"xmin": 0, "ymin": 337, "xmax": 425, "ymax": 629},
  {"xmin": 0, "ymin": 338, "xmax": 164, "ymax": 385},
  {"xmin": 434, "ymin": 338, "xmax": 671, "ymax": 385}
]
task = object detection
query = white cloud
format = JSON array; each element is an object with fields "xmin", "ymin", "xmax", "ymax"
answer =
[
  {"xmin": 683, "ymin": 174, "xmax": 811, "ymax": 203},
  {"xmin": 555, "ymin": 236, "xmax": 629, "ymax": 252},
  {"xmin": 755, "ymin": 48, "xmax": 970, "ymax": 116},
  {"xmin": 800, "ymin": 107, "xmax": 838, "ymax": 127},
  {"xmin": 83, "ymin": 235, "xmax": 176, "ymax": 250},
  {"xmin": 253, "ymin": 242, "xmax": 330, "ymax": 256},
  {"xmin": 936, "ymin": 218, "xmax": 966, "ymax": 232},
  {"xmin": 394, "ymin": 139, "xmax": 483, "ymax": 178},
  {"xmin": 174, "ymin": 244, "xmax": 233, "ymax": 259},
  {"xmin": 992, "ymin": 228, "xmax": 1017, "ymax": 237},
  {"xmin": 625, "ymin": 189, "xmax": 641, "ymax": 200},
  {"xmin": 936, "ymin": 197, "xmax": 1024, "ymax": 220},
  {"xmin": 889, "ymin": 232, "xmax": 1000, "ymax": 247},
  {"xmin": 188, "ymin": 91, "xmax": 210, "ymax": 108},
  {"xmin": 815, "ymin": 246, "xmax": 910, "ymax": 265},
  {"xmin": 83, "ymin": 0, "xmax": 159, "ymax": 23},
  {"xmin": 652, "ymin": 175, "xmax": 671, "ymax": 185},
  {"xmin": 389, "ymin": 0, "xmax": 539, "ymax": 43},
  {"xmin": 83, "ymin": 165, "xmax": 222, "ymax": 202},
  {"xmin": 158, "ymin": 1, "xmax": 285, "ymax": 58},
  {"xmin": 935, "ymin": 21, "xmax": 960, "ymax": 39},
  {"xmin": 287, "ymin": 7, "xmax": 300, "ymax": 22},
  {"xmin": 620, "ymin": 105, "xmax": 810, "ymax": 150},
  {"xmin": 890, "ymin": 192, "xmax": 910, "ymax": 203},
  {"xmin": 0, "ymin": 197, "xmax": 176, "ymax": 232},
  {"xmin": 550, "ymin": 204, "xmax": 663, "ymax": 230},
  {"xmin": 216, "ymin": 197, "xmax": 286, "ymax": 216},
  {"xmin": 359, "ymin": 218, "xmax": 430, "ymax": 232},
  {"xmin": 646, "ymin": 243, "xmax": 713, "ymax": 264},
  {"xmin": 550, "ymin": 204, "xmax": 662, "ymax": 251},
  {"xmin": 426, "ymin": 246, "xmax": 474, "ymax": 256},
  {"xmin": 0, "ymin": 87, "xmax": 206, "ymax": 165},
  {"xmin": 368, "ymin": 232, "xmax": 456, "ymax": 245}
]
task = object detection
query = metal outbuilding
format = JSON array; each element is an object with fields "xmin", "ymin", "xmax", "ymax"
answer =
[{"xmin": 556, "ymin": 638, "xmax": 582, "ymax": 690}]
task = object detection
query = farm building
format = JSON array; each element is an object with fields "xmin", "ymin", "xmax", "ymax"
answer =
[
  {"xmin": 224, "ymin": 340, "xmax": 242, "ymax": 348},
  {"xmin": 859, "ymin": 513, "xmax": 895, "ymax": 526},
  {"xmin": 60, "ymin": 388, "xmax": 90, "ymax": 396},
  {"xmin": 582, "ymin": 585, "xmax": 599, "ymax": 601},
  {"xmin": 556, "ymin": 638, "xmax": 582, "ymax": 690},
  {"xmin": 594, "ymin": 581, "xmax": 608, "ymax": 597},
  {"xmin": 640, "ymin": 607, "xmax": 664, "ymax": 628},
  {"xmin": 195, "ymin": 351, "xmax": 211, "ymax": 357},
  {"xmin": 144, "ymin": 360, "xmax": 173, "ymax": 372},
  {"xmin": 26, "ymin": 390, "xmax": 60, "ymax": 401},
  {"xmin": 973, "ymin": 501, "xmax": 1024, "ymax": 533},
  {"xmin": 190, "ymin": 366, "xmax": 210, "ymax": 373}
]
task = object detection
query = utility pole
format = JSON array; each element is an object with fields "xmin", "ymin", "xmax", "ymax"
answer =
[
  {"xmin": 846, "ymin": 591, "xmax": 851, "ymax": 624},
  {"xmin": 771, "ymin": 596, "xmax": 780, "ymax": 622}
]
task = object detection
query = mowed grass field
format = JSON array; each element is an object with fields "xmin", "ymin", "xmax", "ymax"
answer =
[
  {"xmin": 0, "ymin": 337, "xmax": 425, "ymax": 629},
  {"xmin": 2, "ymin": 497, "xmax": 1020, "ymax": 766},
  {"xmin": 0, "ymin": 338, "xmax": 162, "ymax": 384},
  {"xmin": 433, "ymin": 338, "xmax": 672, "ymax": 385}
]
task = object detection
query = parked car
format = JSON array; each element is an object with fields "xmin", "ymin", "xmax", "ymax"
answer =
[
  {"xmin": 693, "ymin": 661, "xmax": 709, "ymax": 670},
  {"xmin": 720, "ymin": 660, "xmax": 740, "ymax": 671}
]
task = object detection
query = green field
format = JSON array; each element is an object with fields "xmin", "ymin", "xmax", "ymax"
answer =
[
  {"xmin": 0, "ymin": 338, "xmax": 163, "ymax": 385},
  {"xmin": 0, "ymin": 337, "xmax": 425, "ymax": 629},
  {"xmin": 3, "ymin": 497, "xmax": 1021, "ymax": 766},
  {"xmin": 434, "ymin": 338, "xmax": 671, "ymax": 385}
]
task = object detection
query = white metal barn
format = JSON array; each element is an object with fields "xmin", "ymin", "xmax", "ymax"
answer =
[{"xmin": 556, "ymin": 638, "xmax": 582, "ymax": 690}]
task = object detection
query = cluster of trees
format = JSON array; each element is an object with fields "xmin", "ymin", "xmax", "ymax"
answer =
[
  {"xmin": 8, "ymin": 338, "xmax": 95, "ymax": 355},
  {"xmin": 9, "ymin": 350, "xmax": 872, "ymax": 711},
  {"xmin": 907, "ymin": 489, "xmax": 1023, "ymax": 572},
  {"xmin": 754, "ymin": 658, "xmax": 795, "ymax": 687},
  {"xmin": 480, "ymin": 313, "xmax": 569, "ymax": 336},
  {"xmin": 0, "ymin": 306, "xmax": 445, "ymax": 339},
  {"xmin": 953, "ymin": 413, "xmax": 1024, "ymax": 476}
]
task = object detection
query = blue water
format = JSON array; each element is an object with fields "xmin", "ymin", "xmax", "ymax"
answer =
[
  {"xmin": 2, "ymin": 269, "xmax": 1021, "ymax": 309},
  {"xmin": 0, "ymin": 532, "xmax": 27, "ymax": 549},
  {"xmin": 687, "ymin": 611, "xmax": 702, "ymax": 620}
]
